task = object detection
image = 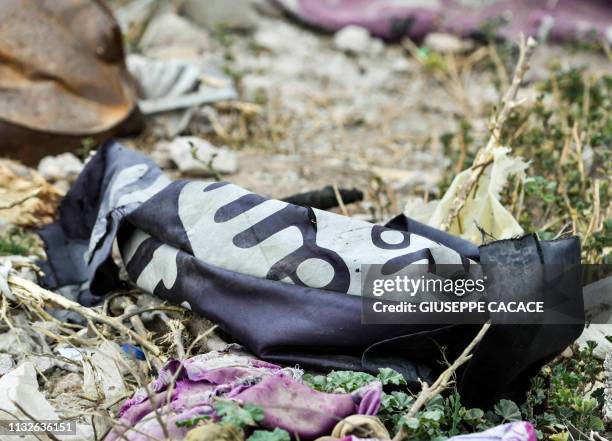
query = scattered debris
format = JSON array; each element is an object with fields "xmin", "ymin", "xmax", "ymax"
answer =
[
  {"xmin": 82, "ymin": 341, "xmax": 128, "ymax": 406},
  {"xmin": 0, "ymin": 362, "xmax": 92, "ymax": 440},
  {"xmin": 51, "ymin": 372, "xmax": 83, "ymax": 397},
  {"xmin": 127, "ymin": 55, "xmax": 237, "ymax": 114},
  {"xmin": 168, "ymin": 136, "xmax": 238, "ymax": 176},
  {"xmin": 0, "ymin": 1, "xmax": 609, "ymax": 440},
  {"xmin": 405, "ymin": 147, "xmax": 528, "ymax": 244},
  {"xmin": 0, "ymin": 160, "xmax": 62, "ymax": 228},
  {"xmin": 37, "ymin": 153, "xmax": 85, "ymax": 183}
]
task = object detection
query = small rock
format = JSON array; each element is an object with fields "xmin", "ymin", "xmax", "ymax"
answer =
[
  {"xmin": 392, "ymin": 57, "xmax": 412, "ymax": 73},
  {"xmin": 168, "ymin": 137, "xmax": 238, "ymax": 176},
  {"xmin": 140, "ymin": 13, "xmax": 210, "ymax": 58},
  {"xmin": 151, "ymin": 142, "xmax": 174, "ymax": 169},
  {"xmin": 561, "ymin": 346, "xmax": 573, "ymax": 358},
  {"xmin": 0, "ymin": 353, "xmax": 14, "ymax": 375},
  {"xmin": 181, "ymin": 0, "xmax": 255, "ymax": 31},
  {"xmin": 254, "ymin": 28, "xmax": 284, "ymax": 51},
  {"xmin": 51, "ymin": 372, "xmax": 83, "ymax": 396},
  {"xmin": 333, "ymin": 25, "xmax": 375, "ymax": 54},
  {"xmin": 424, "ymin": 32, "xmax": 472, "ymax": 54},
  {"xmin": 37, "ymin": 153, "xmax": 84, "ymax": 182}
]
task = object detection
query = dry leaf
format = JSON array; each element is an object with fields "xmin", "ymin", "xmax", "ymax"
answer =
[{"xmin": 0, "ymin": 160, "xmax": 62, "ymax": 228}]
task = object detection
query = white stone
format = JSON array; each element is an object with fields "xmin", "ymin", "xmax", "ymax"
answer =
[
  {"xmin": 168, "ymin": 137, "xmax": 238, "ymax": 176},
  {"xmin": 424, "ymin": 32, "xmax": 471, "ymax": 54},
  {"xmin": 140, "ymin": 13, "xmax": 210, "ymax": 57},
  {"xmin": 37, "ymin": 153, "xmax": 84, "ymax": 181},
  {"xmin": 151, "ymin": 141, "xmax": 174, "ymax": 169},
  {"xmin": 392, "ymin": 57, "xmax": 412, "ymax": 73},
  {"xmin": 0, "ymin": 353, "xmax": 13, "ymax": 376},
  {"xmin": 333, "ymin": 25, "xmax": 374, "ymax": 54}
]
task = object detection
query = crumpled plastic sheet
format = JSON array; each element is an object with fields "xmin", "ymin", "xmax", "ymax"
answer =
[
  {"xmin": 38, "ymin": 142, "xmax": 584, "ymax": 408},
  {"xmin": 126, "ymin": 55, "xmax": 238, "ymax": 115},
  {"xmin": 276, "ymin": 0, "xmax": 612, "ymax": 43},
  {"xmin": 104, "ymin": 351, "xmax": 382, "ymax": 441}
]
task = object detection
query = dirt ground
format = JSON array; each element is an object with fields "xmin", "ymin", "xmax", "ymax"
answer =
[{"xmin": 116, "ymin": 1, "xmax": 611, "ymax": 224}]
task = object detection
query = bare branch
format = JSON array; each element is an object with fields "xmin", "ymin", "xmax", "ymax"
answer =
[
  {"xmin": 439, "ymin": 36, "xmax": 537, "ymax": 232},
  {"xmin": 393, "ymin": 322, "xmax": 491, "ymax": 441},
  {"xmin": 7, "ymin": 274, "xmax": 166, "ymax": 361}
]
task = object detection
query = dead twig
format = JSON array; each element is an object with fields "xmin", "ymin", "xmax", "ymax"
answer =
[
  {"xmin": 393, "ymin": 322, "xmax": 491, "ymax": 441},
  {"xmin": 332, "ymin": 183, "xmax": 349, "ymax": 216},
  {"xmin": 7, "ymin": 275, "xmax": 166, "ymax": 362},
  {"xmin": 439, "ymin": 35, "xmax": 537, "ymax": 232},
  {"xmin": 0, "ymin": 189, "xmax": 42, "ymax": 210}
]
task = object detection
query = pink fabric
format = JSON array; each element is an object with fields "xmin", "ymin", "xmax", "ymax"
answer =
[
  {"xmin": 105, "ymin": 351, "xmax": 382, "ymax": 441},
  {"xmin": 447, "ymin": 421, "xmax": 537, "ymax": 441},
  {"xmin": 276, "ymin": 0, "xmax": 612, "ymax": 43}
]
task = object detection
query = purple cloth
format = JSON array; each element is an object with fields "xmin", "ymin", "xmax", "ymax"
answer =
[
  {"xmin": 447, "ymin": 421, "xmax": 537, "ymax": 441},
  {"xmin": 340, "ymin": 421, "xmax": 537, "ymax": 441},
  {"xmin": 276, "ymin": 0, "xmax": 612, "ymax": 42},
  {"xmin": 105, "ymin": 351, "xmax": 382, "ymax": 441}
]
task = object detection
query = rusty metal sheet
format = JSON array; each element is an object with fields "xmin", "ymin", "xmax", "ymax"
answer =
[{"xmin": 0, "ymin": 0, "xmax": 137, "ymax": 136}]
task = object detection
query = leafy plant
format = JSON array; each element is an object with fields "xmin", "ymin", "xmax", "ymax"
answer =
[
  {"xmin": 214, "ymin": 400, "xmax": 265, "ymax": 429},
  {"xmin": 175, "ymin": 415, "xmax": 210, "ymax": 428},
  {"xmin": 378, "ymin": 368, "xmax": 408, "ymax": 386},
  {"xmin": 499, "ymin": 67, "xmax": 611, "ymax": 263},
  {"xmin": 520, "ymin": 342, "xmax": 606, "ymax": 438},
  {"xmin": 0, "ymin": 226, "xmax": 41, "ymax": 257},
  {"xmin": 438, "ymin": 67, "xmax": 611, "ymax": 263},
  {"xmin": 303, "ymin": 367, "xmax": 406, "ymax": 393},
  {"xmin": 493, "ymin": 400, "xmax": 522, "ymax": 423},
  {"xmin": 303, "ymin": 340, "xmax": 609, "ymax": 440}
]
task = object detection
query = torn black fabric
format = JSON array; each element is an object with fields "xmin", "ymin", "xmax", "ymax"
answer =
[{"xmin": 38, "ymin": 142, "xmax": 584, "ymax": 407}]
